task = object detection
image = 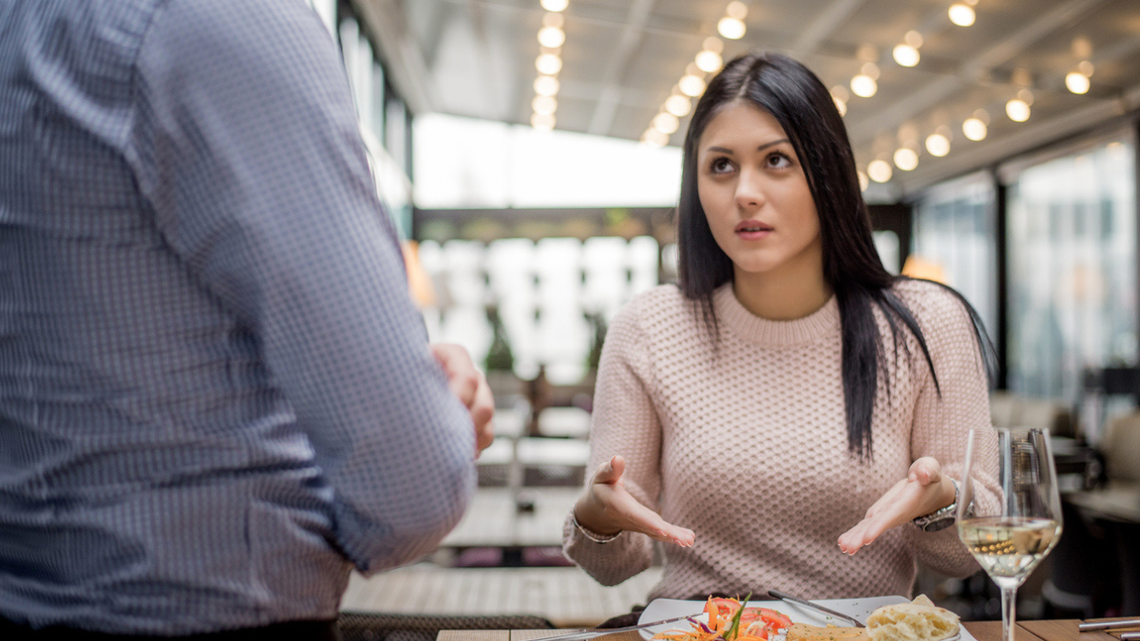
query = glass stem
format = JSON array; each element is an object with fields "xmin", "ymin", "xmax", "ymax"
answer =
[{"xmin": 1001, "ymin": 586, "xmax": 1018, "ymax": 641}]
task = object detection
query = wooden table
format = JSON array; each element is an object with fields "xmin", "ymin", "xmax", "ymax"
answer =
[{"xmin": 437, "ymin": 619, "xmax": 1140, "ymax": 641}]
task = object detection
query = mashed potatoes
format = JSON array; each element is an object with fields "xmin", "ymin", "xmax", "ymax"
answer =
[{"xmin": 865, "ymin": 595, "xmax": 960, "ymax": 641}]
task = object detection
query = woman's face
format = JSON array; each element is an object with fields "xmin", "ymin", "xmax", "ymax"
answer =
[{"xmin": 696, "ymin": 101, "xmax": 822, "ymax": 282}]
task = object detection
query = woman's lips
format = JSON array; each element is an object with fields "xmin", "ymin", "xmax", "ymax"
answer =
[{"xmin": 735, "ymin": 220, "xmax": 773, "ymax": 240}]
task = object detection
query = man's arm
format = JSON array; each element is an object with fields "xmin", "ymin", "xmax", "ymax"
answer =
[{"xmin": 127, "ymin": 0, "xmax": 474, "ymax": 574}]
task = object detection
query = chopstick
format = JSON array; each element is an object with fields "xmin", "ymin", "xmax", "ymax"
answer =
[{"xmin": 1079, "ymin": 620, "xmax": 1140, "ymax": 632}]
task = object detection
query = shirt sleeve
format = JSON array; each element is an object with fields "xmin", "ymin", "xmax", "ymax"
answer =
[
  {"xmin": 562, "ymin": 298, "xmax": 659, "ymax": 585},
  {"xmin": 903, "ymin": 283, "xmax": 997, "ymax": 576},
  {"xmin": 126, "ymin": 0, "xmax": 475, "ymax": 575}
]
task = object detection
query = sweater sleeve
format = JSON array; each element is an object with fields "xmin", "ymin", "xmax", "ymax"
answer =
[
  {"xmin": 902, "ymin": 284, "xmax": 995, "ymax": 576},
  {"xmin": 562, "ymin": 297, "xmax": 661, "ymax": 586}
]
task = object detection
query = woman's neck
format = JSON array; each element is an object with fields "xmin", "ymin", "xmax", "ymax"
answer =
[{"xmin": 731, "ymin": 260, "xmax": 832, "ymax": 321}]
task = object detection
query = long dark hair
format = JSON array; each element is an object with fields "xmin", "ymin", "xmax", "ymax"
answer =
[{"xmin": 676, "ymin": 52, "xmax": 995, "ymax": 460}]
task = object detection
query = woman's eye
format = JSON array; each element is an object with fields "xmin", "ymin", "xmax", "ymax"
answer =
[
  {"xmin": 766, "ymin": 152, "xmax": 792, "ymax": 169},
  {"xmin": 710, "ymin": 158, "xmax": 733, "ymax": 173}
]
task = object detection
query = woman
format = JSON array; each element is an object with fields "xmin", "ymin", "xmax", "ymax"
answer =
[{"xmin": 562, "ymin": 52, "xmax": 996, "ymax": 600}]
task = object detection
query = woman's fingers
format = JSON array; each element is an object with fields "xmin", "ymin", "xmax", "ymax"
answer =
[
  {"xmin": 909, "ymin": 456, "xmax": 942, "ymax": 485},
  {"xmin": 839, "ymin": 459, "xmax": 949, "ymax": 555},
  {"xmin": 592, "ymin": 455, "xmax": 625, "ymax": 485},
  {"xmin": 583, "ymin": 457, "xmax": 695, "ymax": 547}
]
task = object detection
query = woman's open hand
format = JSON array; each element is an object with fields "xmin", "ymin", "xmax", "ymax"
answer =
[
  {"xmin": 573, "ymin": 455, "xmax": 696, "ymax": 547},
  {"xmin": 837, "ymin": 456, "xmax": 956, "ymax": 555}
]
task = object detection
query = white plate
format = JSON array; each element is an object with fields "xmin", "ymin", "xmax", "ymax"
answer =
[{"xmin": 636, "ymin": 597, "xmax": 976, "ymax": 641}]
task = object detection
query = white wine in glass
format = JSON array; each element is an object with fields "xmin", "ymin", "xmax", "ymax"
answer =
[{"xmin": 957, "ymin": 427, "xmax": 1063, "ymax": 641}]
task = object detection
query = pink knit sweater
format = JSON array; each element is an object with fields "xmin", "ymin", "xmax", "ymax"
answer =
[{"xmin": 563, "ymin": 280, "xmax": 990, "ymax": 600}]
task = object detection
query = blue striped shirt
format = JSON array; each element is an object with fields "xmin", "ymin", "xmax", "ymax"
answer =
[{"xmin": 0, "ymin": 0, "xmax": 475, "ymax": 633}]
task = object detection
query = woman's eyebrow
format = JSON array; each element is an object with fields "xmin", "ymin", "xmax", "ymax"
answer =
[{"xmin": 704, "ymin": 139, "xmax": 789, "ymax": 155}]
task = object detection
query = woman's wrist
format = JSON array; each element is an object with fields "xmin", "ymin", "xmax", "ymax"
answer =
[{"xmin": 573, "ymin": 498, "xmax": 622, "ymax": 537}]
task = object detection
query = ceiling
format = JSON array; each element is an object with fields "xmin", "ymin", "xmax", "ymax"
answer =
[{"xmin": 353, "ymin": 0, "xmax": 1140, "ymax": 200}]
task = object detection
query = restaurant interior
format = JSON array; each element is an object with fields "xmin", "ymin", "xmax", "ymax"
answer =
[{"xmin": 302, "ymin": 0, "xmax": 1140, "ymax": 638}]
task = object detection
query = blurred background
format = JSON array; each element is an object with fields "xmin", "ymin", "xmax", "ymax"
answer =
[{"xmin": 302, "ymin": 0, "xmax": 1140, "ymax": 631}]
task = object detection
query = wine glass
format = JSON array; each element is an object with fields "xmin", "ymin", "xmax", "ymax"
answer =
[{"xmin": 957, "ymin": 427, "xmax": 1063, "ymax": 641}]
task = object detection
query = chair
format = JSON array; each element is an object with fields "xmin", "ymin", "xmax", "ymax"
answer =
[{"xmin": 337, "ymin": 613, "xmax": 554, "ymax": 641}]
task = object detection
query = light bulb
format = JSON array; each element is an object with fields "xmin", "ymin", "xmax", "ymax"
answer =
[
  {"xmin": 665, "ymin": 94, "xmax": 692, "ymax": 117},
  {"xmin": 833, "ymin": 96, "xmax": 847, "ymax": 116},
  {"xmin": 1079, "ymin": 60, "xmax": 1095, "ymax": 77},
  {"xmin": 537, "ymin": 26, "xmax": 565, "ymax": 48},
  {"xmin": 925, "ymin": 133, "xmax": 950, "ymax": 157},
  {"xmin": 830, "ymin": 85, "xmax": 850, "ymax": 102},
  {"xmin": 531, "ymin": 113, "xmax": 555, "ymax": 130},
  {"xmin": 868, "ymin": 160, "xmax": 893, "ymax": 183},
  {"xmin": 532, "ymin": 95, "xmax": 557, "ymax": 115},
  {"xmin": 861, "ymin": 62, "xmax": 880, "ymax": 80},
  {"xmin": 535, "ymin": 53, "xmax": 562, "ymax": 75},
  {"xmin": 962, "ymin": 118, "xmax": 987, "ymax": 141},
  {"xmin": 858, "ymin": 170, "xmax": 869, "ymax": 192},
  {"xmin": 851, "ymin": 74, "xmax": 877, "ymax": 98},
  {"xmin": 904, "ymin": 30, "xmax": 924, "ymax": 48},
  {"xmin": 703, "ymin": 37, "xmax": 724, "ymax": 54},
  {"xmin": 642, "ymin": 129, "xmax": 668, "ymax": 147},
  {"xmin": 1065, "ymin": 72, "xmax": 1090, "ymax": 94},
  {"xmin": 695, "ymin": 50, "xmax": 723, "ymax": 73},
  {"xmin": 534, "ymin": 75, "xmax": 560, "ymax": 96},
  {"xmin": 893, "ymin": 44, "xmax": 920, "ymax": 67},
  {"xmin": 726, "ymin": 1, "xmax": 748, "ymax": 20},
  {"xmin": 894, "ymin": 148, "xmax": 919, "ymax": 171},
  {"xmin": 718, "ymin": 17, "xmax": 746, "ymax": 40},
  {"xmin": 540, "ymin": 0, "xmax": 568, "ymax": 11},
  {"xmin": 1006, "ymin": 98, "xmax": 1030, "ymax": 122},
  {"xmin": 679, "ymin": 74, "xmax": 706, "ymax": 97},
  {"xmin": 652, "ymin": 112, "xmax": 680, "ymax": 135},
  {"xmin": 949, "ymin": 3, "xmax": 975, "ymax": 27}
]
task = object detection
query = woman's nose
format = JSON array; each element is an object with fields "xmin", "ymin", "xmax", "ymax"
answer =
[{"xmin": 734, "ymin": 169, "xmax": 766, "ymax": 209}]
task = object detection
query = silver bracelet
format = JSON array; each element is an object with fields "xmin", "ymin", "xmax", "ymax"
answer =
[{"xmin": 571, "ymin": 513, "xmax": 622, "ymax": 544}]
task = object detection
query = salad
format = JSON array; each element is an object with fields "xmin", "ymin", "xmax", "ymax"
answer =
[{"xmin": 654, "ymin": 596, "xmax": 795, "ymax": 641}]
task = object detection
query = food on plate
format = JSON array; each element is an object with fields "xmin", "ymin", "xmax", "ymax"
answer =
[
  {"xmin": 786, "ymin": 623, "xmax": 870, "ymax": 641},
  {"xmin": 865, "ymin": 595, "xmax": 960, "ymax": 641},
  {"xmin": 654, "ymin": 596, "xmax": 794, "ymax": 641}
]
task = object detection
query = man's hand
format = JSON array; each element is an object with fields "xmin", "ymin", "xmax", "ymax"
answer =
[
  {"xmin": 837, "ymin": 456, "xmax": 956, "ymax": 555},
  {"xmin": 430, "ymin": 343, "xmax": 494, "ymax": 456}
]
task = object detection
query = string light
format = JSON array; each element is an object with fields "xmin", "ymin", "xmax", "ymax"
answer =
[
  {"xmin": 868, "ymin": 160, "xmax": 893, "ymax": 183},
  {"xmin": 532, "ymin": 95, "xmax": 557, "ymax": 115},
  {"xmin": 718, "ymin": 17, "xmax": 746, "ymax": 39},
  {"xmin": 537, "ymin": 26, "xmax": 565, "ymax": 48},
  {"xmin": 534, "ymin": 75, "xmax": 560, "ymax": 96},
  {"xmin": 652, "ymin": 112, "xmax": 680, "ymax": 135},
  {"xmin": 894, "ymin": 148, "xmax": 919, "ymax": 171},
  {"xmin": 948, "ymin": 3, "xmax": 976, "ymax": 27},
  {"xmin": 1006, "ymin": 98, "xmax": 1030, "ymax": 122},
  {"xmin": 531, "ymin": 113, "xmax": 556, "ymax": 130},
  {"xmin": 642, "ymin": 128, "xmax": 669, "ymax": 147},
  {"xmin": 926, "ymin": 133, "xmax": 951, "ymax": 157},
  {"xmin": 540, "ymin": 0, "xmax": 568, "ymax": 10},
  {"xmin": 1065, "ymin": 71, "xmax": 1090, "ymax": 94},
  {"xmin": 679, "ymin": 74, "xmax": 706, "ymax": 97},
  {"xmin": 893, "ymin": 44, "xmax": 920, "ymax": 67},
  {"xmin": 665, "ymin": 94, "xmax": 693, "ymax": 117},
  {"xmin": 830, "ymin": 85, "xmax": 849, "ymax": 117},
  {"xmin": 851, "ymin": 74, "xmax": 877, "ymax": 98},
  {"xmin": 696, "ymin": 50, "xmax": 724, "ymax": 73},
  {"xmin": 857, "ymin": 170, "xmax": 870, "ymax": 192},
  {"xmin": 535, "ymin": 53, "xmax": 562, "ymax": 75},
  {"xmin": 962, "ymin": 118, "xmax": 987, "ymax": 141}
]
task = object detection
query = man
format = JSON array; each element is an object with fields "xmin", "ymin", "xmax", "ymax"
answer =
[{"xmin": 0, "ymin": 0, "xmax": 491, "ymax": 636}]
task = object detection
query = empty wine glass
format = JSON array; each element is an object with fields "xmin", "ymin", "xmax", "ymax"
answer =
[{"xmin": 957, "ymin": 427, "xmax": 1063, "ymax": 641}]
